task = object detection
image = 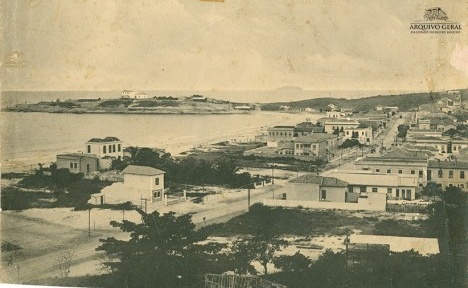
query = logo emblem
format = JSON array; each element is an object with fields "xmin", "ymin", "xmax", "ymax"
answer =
[{"xmin": 410, "ymin": 7, "xmax": 461, "ymax": 34}]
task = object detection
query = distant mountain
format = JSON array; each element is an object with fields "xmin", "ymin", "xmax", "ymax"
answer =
[
  {"xmin": 262, "ymin": 89, "xmax": 468, "ymax": 112},
  {"xmin": 275, "ymin": 86, "xmax": 304, "ymax": 91}
]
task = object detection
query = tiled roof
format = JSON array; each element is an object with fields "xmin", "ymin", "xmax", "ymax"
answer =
[
  {"xmin": 295, "ymin": 133, "xmax": 337, "ymax": 143},
  {"xmin": 428, "ymin": 160, "xmax": 468, "ymax": 169},
  {"xmin": 122, "ymin": 165, "xmax": 165, "ymax": 176},
  {"xmin": 87, "ymin": 136, "xmax": 121, "ymax": 143},
  {"xmin": 290, "ymin": 174, "xmax": 348, "ymax": 187}
]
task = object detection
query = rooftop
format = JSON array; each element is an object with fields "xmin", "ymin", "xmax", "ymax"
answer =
[
  {"xmin": 57, "ymin": 153, "xmax": 97, "ymax": 159},
  {"xmin": 295, "ymin": 133, "xmax": 337, "ymax": 143},
  {"xmin": 290, "ymin": 174, "xmax": 348, "ymax": 187},
  {"xmin": 329, "ymin": 171, "xmax": 418, "ymax": 187},
  {"xmin": 87, "ymin": 136, "xmax": 121, "ymax": 143},
  {"xmin": 122, "ymin": 165, "xmax": 165, "ymax": 176},
  {"xmin": 428, "ymin": 160, "xmax": 468, "ymax": 169}
]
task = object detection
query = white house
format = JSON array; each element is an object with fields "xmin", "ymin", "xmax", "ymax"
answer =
[
  {"xmin": 122, "ymin": 165, "xmax": 165, "ymax": 203},
  {"xmin": 343, "ymin": 127, "xmax": 373, "ymax": 145},
  {"xmin": 85, "ymin": 137, "xmax": 124, "ymax": 170},
  {"xmin": 323, "ymin": 119, "xmax": 360, "ymax": 134},
  {"xmin": 134, "ymin": 91, "xmax": 150, "ymax": 99},
  {"xmin": 121, "ymin": 90, "xmax": 135, "ymax": 98},
  {"xmin": 326, "ymin": 111, "xmax": 342, "ymax": 119}
]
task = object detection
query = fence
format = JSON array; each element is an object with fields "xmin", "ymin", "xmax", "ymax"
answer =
[{"xmin": 386, "ymin": 203, "xmax": 429, "ymax": 214}]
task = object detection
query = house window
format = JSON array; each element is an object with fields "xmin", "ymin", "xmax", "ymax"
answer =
[
  {"xmin": 155, "ymin": 177, "xmax": 160, "ymax": 185},
  {"xmin": 460, "ymin": 171, "xmax": 465, "ymax": 179},
  {"xmin": 396, "ymin": 189, "xmax": 400, "ymax": 197},
  {"xmin": 387, "ymin": 169, "xmax": 391, "ymax": 173},
  {"xmin": 449, "ymin": 171, "xmax": 453, "ymax": 178},
  {"xmin": 427, "ymin": 170, "xmax": 432, "ymax": 180},
  {"xmin": 387, "ymin": 188, "xmax": 392, "ymax": 194},
  {"xmin": 411, "ymin": 170, "xmax": 415, "ymax": 174},
  {"xmin": 70, "ymin": 163, "xmax": 73, "ymax": 169},
  {"xmin": 360, "ymin": 186, "xmax": 366, "ymax": 193},
  {"xmin": 118, "ymin": 144, "xmax": 121, "ymax": 152},
  {"xmin": 375, "ymin": 169, "xmax": 380, "ymax": 173},
  {"xmin": 460, "ymin": 184, "xmax": 465, "ymax": 189},
  {"xmin": 419, "ymin": 170, "xmax": 423, "ymax": 178},
  {"xmin": 438, "ymin": 170, "xmax": 443, "ymax": 178},
  {"xmin": 398, "ymin": 170, "xmax": 403, "ymax": 174},
  {"xmin": 113, "ymin": 144, "xmax": 116, "ymax": 153},
  {"xmin": 321, "ymin": 190, "xmax": 327, "ymax": 200},
  {"xmin": 87, "ymin": 145, "xmax": 91, "ymax": 153},
  {"xmin": 372, "ymin": 187, "xmax": 378, "ymax": 192},
  {"xmin": 103, "ymin": 145, "xmax": 106, "ymax": 154},
  {"xmin": 153, "ymin": 190, "xmax": 161, "ymax": 198},
  {"xmin": 109, "ymin": 145, "xmax": 112, "ymax": 153},
  {"xmin": 73, "ymin": 163, "xmax": 77, "ymax": 169}
]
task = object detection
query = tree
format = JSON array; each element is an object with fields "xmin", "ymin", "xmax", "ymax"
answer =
[
  {"xmin": 56, "ymin": 249, "xmax": 75, "ymax": 278},
  {"xmin": 273, "ymin": 251, "xmax": 312, "ymax": 272},
  {"xmin": 422, "ymin": 182, "xmax": 443, "ymax": 200},
  {"xmin": 96, "ymin": 210, "xmax": 227, "ymax": 287},
  {"xmin": 231, "ymin": 237, "xmax": 287, "ymax": 275},
  {"xmin": 230, "ymin": 203, "xmax": 287, "ymax": 275}
]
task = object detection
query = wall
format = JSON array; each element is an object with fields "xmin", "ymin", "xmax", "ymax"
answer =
[
  {"xmin": 427, "ymin": 168, "xmax": 468, "ymax": 191},
  {"xmin": 322, "ymin": 186, "xmax": 346, "ymax": 202},
  {"xmin": 80, "ymin": 157, "xmax": 98, "ymax": 173},
  {"xmin": 285, "ymin": 183, "xmax": 320, "ymax": 201},
  {"xmin": 87, "ymin": 141, "xmax": 124, "ymax": 159},
  {"xmin": 264, "ymin": 192, "xmax": 386, "ymax": 211},
  {"xmin": 123, "ymin": 173, "xmax": 165, "ymax": 202},
  {"xmin": 354, "ymin": 161, "xmax": 427, "ymax": 185}
]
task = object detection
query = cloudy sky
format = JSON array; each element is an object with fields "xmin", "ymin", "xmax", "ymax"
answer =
[{"xmin": 2, "ymin": 0, "xmax": 467, "ymax": 94}]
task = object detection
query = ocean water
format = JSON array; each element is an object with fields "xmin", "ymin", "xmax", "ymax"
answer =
[{"xmin": 0, "ymin": 111, "xmax": 318, "ymax": 172}]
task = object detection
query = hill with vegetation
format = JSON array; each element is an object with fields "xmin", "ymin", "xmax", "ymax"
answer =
[{"xmin": 261, "ymin": 89, "xmax": 468, "ymax": 112}]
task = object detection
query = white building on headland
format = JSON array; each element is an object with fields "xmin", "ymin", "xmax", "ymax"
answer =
[{"xmin": 121, "ymin": 90, "xmax": 135, "ymax": 98}]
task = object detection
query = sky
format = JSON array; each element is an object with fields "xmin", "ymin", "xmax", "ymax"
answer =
[{"xmin": 2, "ymin": 0, "xmax": 467, "ymax": 97}]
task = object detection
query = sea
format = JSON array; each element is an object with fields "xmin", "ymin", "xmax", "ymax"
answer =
[
  {"xmin": 0, "ymin": 89, "xmax": 414, "ymax": 172},
  {"xmin": 0, "ymin": 111, "xmax": 317, "ymax": 172}
]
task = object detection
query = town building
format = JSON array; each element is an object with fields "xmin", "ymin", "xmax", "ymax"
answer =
[
  {"xmin": 85, "ymin": 137, "xmax": 124, "ymax": 170},
  {"xmin": 122, "ymin": 165, "xmax": 166, "ymax": 202},
  {"xmin": 191, "ymin": 95, "xmax": 207, "ymax": 102},
  {"xmin": 56, "ymin": 153, "xmax": 98, "ymax": 174},
  {"xmin": 266, "ymin": 173, "xmax": 387, "ymax": 211},
  {"xmin": 406, "ymin": 136, "xmax": 468, "ymax": 155},
  {"xmin": 323, "ymin": 119, "xmax": 360, "ymax": 134},
  {"xmin": 134, "ymin": 91, "xmax": 150, "ymax": 99},
  {"xmin": 267, "ymin": 126, "xmax": 295, "ymax": 145},
  {"xmin": 121, "ymin": 90, "xmax": 135, "ymax": 98},
  {"xmin": 329, "ymin": 170, "xmax": 419, "ymax": 200},
  {"xmin": 326, "ymin": 111, "xmax": 342, "ymax": 118},
  {"xmin": 285, "ymin": 174, "xmax": 348, "ymax": 202},
  {"xmin": 427, "ymin": 160, "xmax": 468, "ymax": 191},
  {"xmin": 86, "ymin": 137, "xmax": 124, "ymax": 159},
  {"xmin": 294, "ymin": 133, "xmax": 341, "ymax": 157},
  {"xmin": 353, "ymin": 148, "xmax": 429, "ymax": 186},
  {"xmin": 343, "ymin": 127, "xmax": 373, "ymax": 145}
]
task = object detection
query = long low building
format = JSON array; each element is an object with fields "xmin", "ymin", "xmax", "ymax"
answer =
[{"xmin": 328, "ymin": 170, "xmax": 419, "ymax": 200}]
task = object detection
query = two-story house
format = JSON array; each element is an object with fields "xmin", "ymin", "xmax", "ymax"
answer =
[
  {"xmin": 122, "ymin": 165, "xmax": 166, "ymax": 202},
  {"xmin": 293, "ymin": 133, "xmax": 341, "ymax": 157},
  {"xmin": 85, "ymin": 137, "xmax": 124, "ymax": 170},
  {"xmin": 427, "ymin": 160, "xmax": 468, "ymax": 191}
]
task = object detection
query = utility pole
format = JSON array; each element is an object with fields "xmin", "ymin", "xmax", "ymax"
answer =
[
  {"xmin": 88, "ymin": 208, "xmax": 91, "ymax": 236},
  {"xmin": 247, "ymin": 188, "xmax": 251, "ymax": 210}
]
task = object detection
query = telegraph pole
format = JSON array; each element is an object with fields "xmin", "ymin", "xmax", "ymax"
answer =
[
  {"xmin": 247, "ymin": 188, "xmax": 251, "ymax": 210},
  {"xmin": 88, "ymin": 208, "xmax": 91, "ymax": 236}
]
